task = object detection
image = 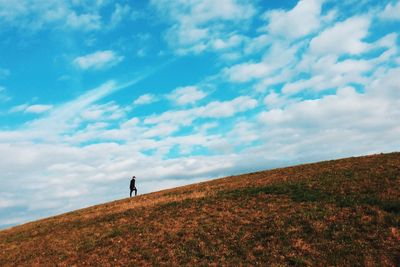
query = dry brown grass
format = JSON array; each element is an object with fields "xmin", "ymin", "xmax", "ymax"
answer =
[{"xmin": 0, "ymin": 152, "xmax": 399, "ymax": 266}]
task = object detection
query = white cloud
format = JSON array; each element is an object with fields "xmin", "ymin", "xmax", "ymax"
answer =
[
  {"xmin": 253, "ymin": 69, "xmax": 292, "ymax": 92},
  {"xmin": 4, "ymin": 69, "xmax": 168, "ymax": 144},
  {"xmin": 144, "ymin": 95, "xmax": 258, "ymax": 126},
  {"xmin": 310, "ymin": 16, "xmax": 371, "ymax": 55},
  {"xmin": 0, "ymin": 0, "xmax": 107, "ymax": 32},
  {"xmin": 24, "ymin": 81, "xmax": 119, "ymax": 140},
  {"xmin": 264, "ymin": 91, "xmax": 280, "ymax": 107},
  {"xmin": 153, "ymin": 0, "xmax": 254, "ymax": 25},
  {"xmin": 10, "ymin": 104, "xmax": 28, "ymax": 113},
  {"xmin": 211, "ymin": 34, "xmax": 246, "ymax": 50},
  {"xmin": 0, "ymin": 195, "xmax": 17, "ymax": 208},
  {"xmin": 262, "ymin": 0, "xmax": 323, "ymax": 39},
  {"xmin": 260, "ymin": 65, "xmax": 400, "ymax": 131},
  {"xmin": 80, "ymin": 102, "xmax": 125, "ymax": 121},
  {"xmin": 369, "ymin": 67, "xmax": 400, "ymax": 99},
  {"xmin": 230, "ymin": 7, "xmax": 395, "ymax": 96},
  {"xmin": 243, "ymin": 34, "xmax": 271, "ymax": 55},
  {"xmin": 224, "ymin": 62, "xmax": 270, "ymax": 82},
  {"xmin": 168, "ymin": 86, "xmax": 207, "ymax": 105},
  {"xmin": 150, "ymin": 0, "xmax": 255, "ymax": 54},
  {"xmin": 109, "ymin": 3, "xmax": 131, "ymax": 28},
  {"xmin": 281, "ymin": 76, "xmax": 323, "ymax": 95},
  {"xmin": 133, "ymin": 94, "xmax": 158, "ymax": 105},
  {"xmin": 283, "ymin": 55, "xmax": 374, "ymax": 94},
  {"xmin": 379, "ymin": 1, "xmax": 400, "ymax": 20},
  {"xmin": 263, "ymin": 91, "xmax": 295, "ymax": 109},
  {"xmin": 0, "ymin": 1, "xmax": 28, "ymax": 22},
  {"xmin": 228, "ymin": 120, "xmax": 259, "ymax": 143},
  {"xmin": 226, "ymin": 39, "xmax": 303, "ymax": 85},
  {"xmin": 73, "ymin": 50, "xmax": 124, "ymax": 70},
  {"xmin": 262, "ymin": 41, "xmax": 301, "ymax": 70},
  {"xmin": 144, "ymin": 109, "xmax": 197, "ymax": 126},
  {"xmin": 66, "ymin": 12, "xmax": 101, "ymax": 31},
  {"xmin": 255, "ymin": 85, "xmax": 400, "ymax": 160},
  {"xmin": 10, "ymin": 104, "xmax": 53, "ymax": 114},
  {"xmin": 0, "ymin": 86, "xmax": 11, "ymax": 102},
  {"xmin": 25, "ymin": 104, "xmax": 53, "ymax": 114},
  {"xmin": 202, "ymin": 96, "xmax": 258, "ymax": 118},
  {"xmin": 142, "ymin": 123, "xmax": 179, "ymax": 138}
]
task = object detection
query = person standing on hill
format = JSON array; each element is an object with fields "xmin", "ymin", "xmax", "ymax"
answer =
[{"xmin": 130, "ymin": 176, "xmax": 137, "ymax": 197}]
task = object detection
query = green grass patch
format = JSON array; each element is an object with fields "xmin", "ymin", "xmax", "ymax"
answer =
[
  {"xmin": 156, "ymin": 198, "xmax": 197, "ymax": 212},
  {"xmin": 219, "ymin": 181, "xmax": 400, "ymax": 215},
  {"xmin": 78, "ymin": 238, "xmax": 97, "ymax": 253},
  {"xmin": 106, "ymin": 228, "xmax": 124, "ymax": 238}
]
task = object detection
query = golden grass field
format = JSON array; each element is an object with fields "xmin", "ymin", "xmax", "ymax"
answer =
[{"xmin": 0, "ymin": 152, "xmax": 399, "ymax": 266}]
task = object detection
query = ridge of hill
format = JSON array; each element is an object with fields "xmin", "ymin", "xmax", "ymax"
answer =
[{"xmin": 0, "ymin": 153, "xmax": 399, "ymax": 266}]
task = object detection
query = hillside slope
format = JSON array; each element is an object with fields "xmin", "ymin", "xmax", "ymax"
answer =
[{"xmin": 0, "ymin": 153, "xmax": 399, "ymax": 266}]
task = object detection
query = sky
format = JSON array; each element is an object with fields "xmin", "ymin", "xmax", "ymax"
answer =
[{"xmin": 0, "ymin": 0, "xmax": 399, "ymax": 229}]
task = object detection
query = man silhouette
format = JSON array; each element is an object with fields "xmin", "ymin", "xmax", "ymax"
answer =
[{"xmin": 130, "ymin": 176, "xmax": 137, "ymax": 197}]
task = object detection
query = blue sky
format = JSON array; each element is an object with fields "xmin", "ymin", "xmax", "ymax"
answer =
[{"xmin": 0, "ymin": 0, "xmax": 399, "ymax": 229}]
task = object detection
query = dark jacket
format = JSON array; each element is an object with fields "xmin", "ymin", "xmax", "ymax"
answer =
[{"xmin": 130, "ymin": 179, "xmax": 136, "ymax": 189}]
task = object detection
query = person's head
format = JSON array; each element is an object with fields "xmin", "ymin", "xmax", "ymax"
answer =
[{"xmin": 132, "ymin": 176, "xmax": 136, "ymax": 179}]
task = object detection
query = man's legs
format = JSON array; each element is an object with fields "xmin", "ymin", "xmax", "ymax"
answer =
[
  {"xmin": 130, "ymin": 189, "xmax": 133, "ymax": 197},
  {"xmin": 134, "ymin": 188, "xmax": 137, "ymax": 196}
]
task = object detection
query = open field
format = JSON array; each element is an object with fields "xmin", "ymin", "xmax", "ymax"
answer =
[{"xmin": 0, "ymin": 152, "xmax": 399, "ymax": 266}]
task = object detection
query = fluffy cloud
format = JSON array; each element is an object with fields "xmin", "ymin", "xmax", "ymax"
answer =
[
  {"xmin": 0, "ymin": 0, "xmax": 134, "ymax": 33},
  {"xmin": 379, "ymin": 1, "xmax": 400, "ymax": 20},
  {"xmin": 144, "ymin": 95, "xmax": 258, "ymax": 125},
  {"xmin": 212, "ymin": 34, "xmax": 246, "ymax": 50},
  {"xmin": 260, "ymin": 66, "xmax": 400, "ymax": 132},
  {"xmin": 225, "ymin": 39, "xmax": 301, "ymax": 84},
  {"xmin": 133, "ymin": 94, "xmax": 159, "ymax": 105},
  {"xmin": 202, "ymin": 96, "xmax": 257, "ymax": 117},
  {"xmin": 66, "ymin": 12, "xmax": 101, "ymax": 31},
  {"xmin": 228, "ymin": 11, "xmax": 388, "ymax": 96},
  {"xmin": 224, "ymin": 62, "xmax": 270, "ymax": 82},
  {"xmin": 0, "ymin": 0, "xmax": 105, "ymax": 32},
  {"xmin": 283, "ymin": 56, "xmax": 373, "ymax": 94},
  {"xmin": 256, "ymin": 95, "xmax": 399, "ymax": 161},
  {"xmin": 80, "ymin": 102, "xmax": 125, "ymax": 121},
  {"xmin": 261, "ymin": 0, "xmax": 323, "ymax": 39},
  {"xmin": 168, "ymin": 86, "xmax": 207, "ymax": 105},
  {"xmin": 151, "ymin": 0, "xmax": 255, "ymax": 54},
  {"xmin": 263, "ymin": 91, "xmax": 295, "ymax": 109},
  {"xmin": 310, "ymin": 16, "xmax": 371, "ymax": 55},
  {"xmin": 73, "ymin": 50, "xmax": 124, "ymax": 70},
  {"xmin": 369, "ymin": 67, "xmax": 400, "ymax": 99}
]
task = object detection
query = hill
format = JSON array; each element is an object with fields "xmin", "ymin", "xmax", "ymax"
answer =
[{"xmin": 0, "ymin": 153, "xmax": 399, "ymax": 266}]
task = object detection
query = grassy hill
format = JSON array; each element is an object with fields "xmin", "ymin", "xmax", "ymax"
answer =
[{"xmin": 0, "ymin": 153, "xmax": 399, "ymax": 266}]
